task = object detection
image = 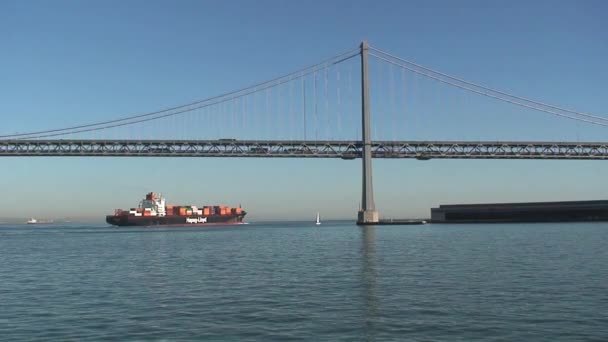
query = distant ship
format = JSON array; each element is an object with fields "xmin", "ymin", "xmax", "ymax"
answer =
[
  {"xmin": 25, "ymin": 218, "xmax": 53, "ymax": 224},
  {"xmin": 315, "ymin": 212, "xmax": 321, "ymax": 225},
  {"xmin": 106, "ymin": 192, "xmax": 247, "ymax": 227}
]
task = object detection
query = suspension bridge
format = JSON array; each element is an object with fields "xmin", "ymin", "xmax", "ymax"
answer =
[{"xmin": 2, "ymin": 41, "xmax": 606, "ymax": 223}]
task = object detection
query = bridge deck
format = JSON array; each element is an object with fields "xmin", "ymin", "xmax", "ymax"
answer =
[{"xmin": 1, "ymin": 140, "xmax": 607, "ymax": 159}]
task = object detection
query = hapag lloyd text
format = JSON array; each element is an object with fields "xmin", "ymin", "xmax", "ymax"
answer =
[{"xmin": 186, "ymin": 217, "xmax": 208, "ymax": 224}]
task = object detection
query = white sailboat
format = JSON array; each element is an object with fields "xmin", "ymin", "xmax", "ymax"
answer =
[{"xmin": 315, "ymin": 212, "xmax": 321, "ymax": 225}]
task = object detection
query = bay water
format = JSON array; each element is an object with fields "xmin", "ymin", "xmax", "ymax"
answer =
[{"xmin": 1, "ymin": 222, "xmax": 607, "ymax": 341}]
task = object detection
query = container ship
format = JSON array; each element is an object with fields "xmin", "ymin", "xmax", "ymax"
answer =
[{"xmin": 106, "ymin": 192, "xmax": 246, "ymax": 227}]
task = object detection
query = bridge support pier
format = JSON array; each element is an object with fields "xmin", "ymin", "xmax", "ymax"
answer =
[
  {"xmin": 358, "ymin": 210, "xmax": 379, "ymax": 225},
  {"xmin": 357, "ymin": 41, "xmax": 379, "ymax": 225}
]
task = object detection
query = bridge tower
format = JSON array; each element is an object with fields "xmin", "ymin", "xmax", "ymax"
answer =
[{"xmin": 357, "ymin": 41, "xmax": 379, "ymax": 225}]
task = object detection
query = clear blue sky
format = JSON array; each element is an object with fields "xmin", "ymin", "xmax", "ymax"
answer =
[{"xmin": 1, "ymin": 0, "xmax": 607, "ymax": 221}]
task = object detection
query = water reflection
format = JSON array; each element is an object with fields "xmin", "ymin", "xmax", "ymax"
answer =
[{"xmin": 360, "ymin": 226, "xmax": 379, "ymax": 341}]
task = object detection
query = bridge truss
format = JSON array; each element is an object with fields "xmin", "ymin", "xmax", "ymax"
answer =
[{"xmin": 2, "ymin": 139, "xmax": 607, "ymax": 160}]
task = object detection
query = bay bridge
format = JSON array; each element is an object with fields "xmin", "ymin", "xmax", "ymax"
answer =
[
  {"xmin": 2, "ymin": 42, "xmax": 606, "ymax": 224},
  {"xmin": 2, "ymin": 139, "xmax": 607, "ymax": 160}
]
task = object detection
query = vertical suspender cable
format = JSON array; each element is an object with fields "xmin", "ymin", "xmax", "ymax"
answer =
[
  {"xmin": 324, "ymin": 68, "xmax": 329, "ymax": 139},
  {"xmin": 277, "ymin": 83, "xmax": 281, "ymax": 140},
  {"xmin": 349, "ymin": 63, "xmax": 356, "ymax": 140},
  {"xmin": 389, "ymin": 63, "xmax": 395, "ymax": 140},
  {"xmin": 314, "ymin": 72, "xmax": 318, "ymax": 142},
  {"xmin": 337, "ymin": 65, "xmax": 342, "ymax": 140},
  {"xmin": 302, "ymin": 76, "xmax": 307, "ymax": 140},
  {"xmin": 289, "ymin": 78, "xmax": 294, "ymax": 140}
]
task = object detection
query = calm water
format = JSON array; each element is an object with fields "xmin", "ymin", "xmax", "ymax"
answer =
[{"xmin": 1, "ymin": 221, "xmax": 607, "ymax": 341}]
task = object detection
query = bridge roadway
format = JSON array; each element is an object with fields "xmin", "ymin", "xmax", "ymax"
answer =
[{"xmin": 1, "ymin": 139, "xmax": 608, "ymax": 160}]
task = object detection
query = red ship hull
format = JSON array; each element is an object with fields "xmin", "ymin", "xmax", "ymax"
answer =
[{"xmin": 106, "ymin": 213, "xmax": 246, "ymax": 227}]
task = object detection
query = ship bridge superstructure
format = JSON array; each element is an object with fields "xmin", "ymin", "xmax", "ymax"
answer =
[{"xmin": 138, "ymin": 192, "xmax": 166, "ymax": 217}]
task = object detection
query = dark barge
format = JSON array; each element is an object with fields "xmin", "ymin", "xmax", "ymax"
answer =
[{"xmin": 431, "ymin": 200, "xmax": 608, "ymax": 223}]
